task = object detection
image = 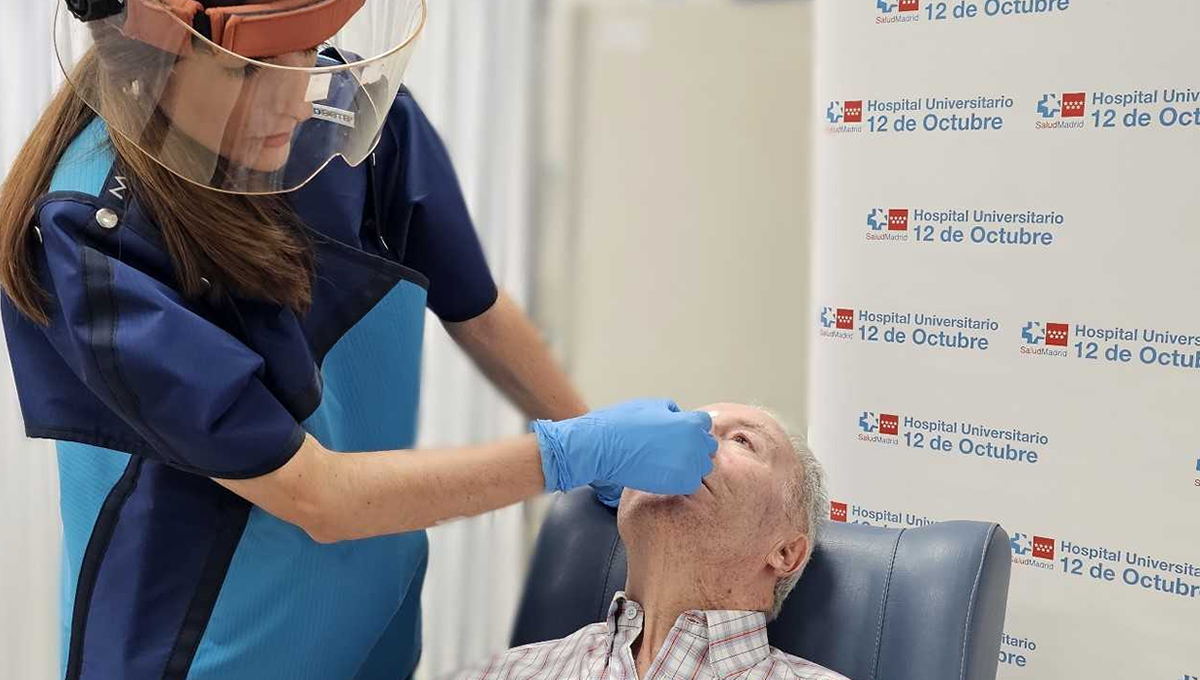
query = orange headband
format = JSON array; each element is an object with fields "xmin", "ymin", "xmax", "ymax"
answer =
[{"xmin": 122, "ymin": 0, "xmax": 366, "ymax": 57}]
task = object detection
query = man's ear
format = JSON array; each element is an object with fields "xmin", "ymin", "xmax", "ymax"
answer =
[{"xmin": 768, "ymin": 532, "xmax": 809, "ymax": 578}]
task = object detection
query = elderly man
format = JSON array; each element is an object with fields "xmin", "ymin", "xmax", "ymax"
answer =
[{"xmin": 446, "ymin": 403, "xmax": 848, "ymax": 680}]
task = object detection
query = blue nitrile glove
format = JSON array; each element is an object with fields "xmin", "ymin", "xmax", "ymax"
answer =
[
  {"xmin": 531, "ymin": 398, "xmax": 718, "ymax": 507},
  {"xmin": 588, "ymin": 480, "xmax": 625, "ymax": 508}
]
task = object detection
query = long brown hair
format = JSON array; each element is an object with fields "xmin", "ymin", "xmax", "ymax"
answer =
[{"xmin": 0, "ymin": 47, "xmax": 314, "ymax": 326}]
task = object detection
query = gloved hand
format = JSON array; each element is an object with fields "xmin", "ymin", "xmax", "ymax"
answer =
[
  {"xmin": 532, "ymin": 398, "xmax": 718, "ymax": 507},
  {"xmin": 588, "ymin": 480, "xmax": 625, "ymax": 508}
]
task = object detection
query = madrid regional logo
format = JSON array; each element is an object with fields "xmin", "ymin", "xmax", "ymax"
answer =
[
  {"xmin": 826, "ymin": 100, "xmax": 863, "ymax": 124},
  {"xmin": 867, "ymin": 208, "xmax": 909, "ymax": 231},
  {"xmin": 830, "ymin": 501, "xmax": 848, "ymax": 523},
  {"xmin": 1037, "ymin": 92, "xmax": 1086, "ymax": 119},
  {"xmin": 858, "ymin": 411, "xmax": 899, "ymax": 436},
  {"xmin": 820, "ymin": 307, "xmax": 855, "ymax": 331},
  {"xmin": 877, "ymin": 0, "xmax": 919, "ymax": 13},
  {"xmin": 1009, "ymin": 532, "xmax": 1056, "ymax": 560},
  {"xmin": 1021, "ymin": 321, "xmax": 1069, "ymax": 347}
]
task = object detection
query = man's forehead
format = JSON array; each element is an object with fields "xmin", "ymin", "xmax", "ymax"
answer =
[{"xmin": 705, "ymin": 403, "xmax": 789, "ymax": 446}]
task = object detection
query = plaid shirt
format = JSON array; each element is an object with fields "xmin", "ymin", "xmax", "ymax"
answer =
[{"xmin": 445, "ymin": 593, "xmax": 849, "ymax": 680}]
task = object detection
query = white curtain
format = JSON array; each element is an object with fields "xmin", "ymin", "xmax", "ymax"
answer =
[
  {"xmin": 397, "ymin": 2, "xmax": 543, "ymax": 677},
  {"xmin": 0, "ymin": 2, "xmax": 542, "ymax": 678},
  {"xmin": 0, "ymin": 4, "xmax": 72, "ymax": 678}
]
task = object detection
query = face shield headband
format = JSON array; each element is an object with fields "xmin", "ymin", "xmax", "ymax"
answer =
[
  {"xmin": 57, "ymin": 0, "xmax": 427, "ymax": 194},
  {"xmin": 67, "ymin": 0, "xmax": 367, "ymax": 58}
]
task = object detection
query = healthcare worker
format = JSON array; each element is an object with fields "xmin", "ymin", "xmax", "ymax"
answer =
[{"xmin": 0, "ymin": 1, "xmax": 718, "ymax": 679}]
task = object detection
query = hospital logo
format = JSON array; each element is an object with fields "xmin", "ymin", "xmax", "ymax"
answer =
[
  {"xmin": 876, "ymin": 0, "xmax": 919, "ymax": 13},
  {"xmin": 859, "ymin": 410, "xmax": 902, "ymax": 453},
  {"xmin": 820, "ymin": 307, "xmax": 855, "ymax": 330},
  {"xmin": 819, "ymin": 307, "xmax": 856, "ymax": 340},
  {"xmin": 866, "ymin": 208, "xmax": 910, "ymax": 242},
  {"xmin": 1010, "ymin": 532, "xmax": 1056, "ymax": 560},
  {"xmin": 1009, "ymin": 532, "xmax": 1056, "ymax": 570},
  {"xmin": 858, "ymin": 411, "xmax": 899, "ymax": 435},
  {"xmin": 827, "ymin": 100, "xmax": 866, "ymax": 131},
  {"xmin": 867, "ymin": 208, "xmax": 909, "ymax": 231},
  {"xmin": 826, "ymin": 100, "xmax": 863, "ymax": 124},
  {"xmin": 830, "ymin": 501, "xmax": 848, "ymax": 522},
  {"xmin": 1021, "ymin": 321, "xmax": 1069, "ymax": 347},
  {"xmin": 1037, "ymin": 92, "xmax": 1086, "ymax": 119}
]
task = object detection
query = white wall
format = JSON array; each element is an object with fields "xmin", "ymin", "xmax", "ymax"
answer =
[{"xmin": 537, "ymin": 0, "xmax": 814, "ymax": 425}]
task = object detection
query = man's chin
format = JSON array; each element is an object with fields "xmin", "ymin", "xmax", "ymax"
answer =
[{"xmin": 617, "ymin": 489, "xmax": 716, "ymax": 553}]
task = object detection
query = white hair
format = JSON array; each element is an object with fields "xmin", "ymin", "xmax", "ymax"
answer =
[{"xmin": 757, "ymin": 408, "xmax": 829, "ymax": 621}]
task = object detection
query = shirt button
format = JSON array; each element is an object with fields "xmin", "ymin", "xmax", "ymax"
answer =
[{"xmin": 625, "ymin": 606, "xmax": 638, "ymax": 620}]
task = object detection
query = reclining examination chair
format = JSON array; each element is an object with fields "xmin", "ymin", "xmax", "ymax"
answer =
[{"xmin": 512, "ymin": 489, "xmax": 1012, "ymax": 680}]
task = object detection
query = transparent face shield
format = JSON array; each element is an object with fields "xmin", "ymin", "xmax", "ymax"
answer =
[{"xmin": 54, "ymin": 0, "xmax": 426, "ymax": 195}]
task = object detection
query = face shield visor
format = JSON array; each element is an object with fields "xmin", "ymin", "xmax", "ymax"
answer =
[{"xmin": 55, "ymin": 0, "xmax": 426, "ymax": 194}]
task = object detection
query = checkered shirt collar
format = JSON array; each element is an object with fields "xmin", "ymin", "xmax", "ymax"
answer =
[{"xmin": 606, "ymin": 592, "xmax": 771, "ymax": 679}]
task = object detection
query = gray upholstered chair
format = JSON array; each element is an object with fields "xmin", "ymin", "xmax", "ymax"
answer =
[{"xmin": 511, "ymin": 489, "xmax": 1012, "ymax": 680}]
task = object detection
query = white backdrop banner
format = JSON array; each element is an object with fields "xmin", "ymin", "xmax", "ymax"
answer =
[{"xmin": 811, "ymin": 2, "xmax": 1198, "ymax": 679}]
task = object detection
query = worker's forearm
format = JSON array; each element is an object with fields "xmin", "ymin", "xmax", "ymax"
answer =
[
  {"xmin": 216, "ymin": 433, "xmax": 547, "ymax": 543},
  {"xmin": 313, "ymin": 433, "xmax": 546, "ymax": 542},
  {"xmin": 446, "ymin": 291, "xmax": 588, "ymax": 421}
]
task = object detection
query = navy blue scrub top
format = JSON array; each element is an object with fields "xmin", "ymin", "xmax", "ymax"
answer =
[{"xmin": 1, "ymin": 88, "xmax": 498, "ymax": 680}]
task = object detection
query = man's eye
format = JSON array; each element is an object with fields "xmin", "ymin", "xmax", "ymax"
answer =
[{"xmin": 733, "ymin": 433, "xmax": 754, "ymax": 450}]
